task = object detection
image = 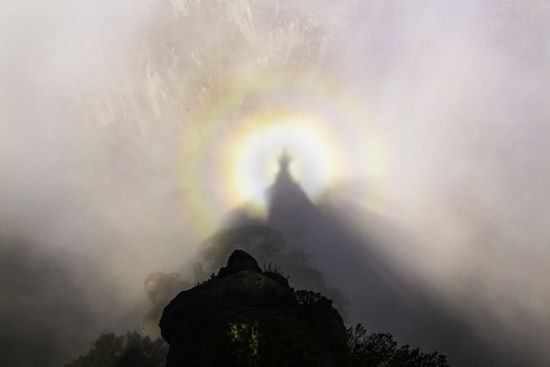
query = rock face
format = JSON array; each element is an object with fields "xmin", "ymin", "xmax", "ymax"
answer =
[{"xmin": 159, "ymin": 250, "xmax": 348, "ymax": 366}]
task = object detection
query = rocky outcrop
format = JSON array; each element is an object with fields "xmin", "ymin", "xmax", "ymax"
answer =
[
  {"xmin": 216, "ymin": 249, "xmax": 263, "ymax": 278},
  {"xmin": 159, "ymin": 250, "xmax": 348, "ymax": 366}
]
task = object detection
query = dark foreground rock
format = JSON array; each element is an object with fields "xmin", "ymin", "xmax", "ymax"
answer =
[{"xmin": 159, "ymin": 250, "xmax": 348, "ymax": 366}]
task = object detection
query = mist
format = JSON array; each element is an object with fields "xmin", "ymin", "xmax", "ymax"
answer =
[{"xmin": 1, "ymin": 1, "xmax": 549, "ymax": 366}]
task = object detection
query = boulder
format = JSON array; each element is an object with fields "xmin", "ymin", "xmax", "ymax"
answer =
[
  {"xmin": 217, "ymin": 249, "xmax": 262, "ymax": 278},
  {"xmin": 159, "ymin": 250, "xmax": 348, "ymax": 366}
]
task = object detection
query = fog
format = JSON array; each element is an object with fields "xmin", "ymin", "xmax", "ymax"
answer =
[{"xmin": 1, "ymin": 1, "xmax": 549, "ymax": 366}]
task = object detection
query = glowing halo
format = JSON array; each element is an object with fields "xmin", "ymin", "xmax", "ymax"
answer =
[
  {"xmin": 177, "ymin": 72, "xmax": 386, "ymax": 239},
  {"xmin": 225, "ymin": 112, "xmax": 347, "ymax": 207}
]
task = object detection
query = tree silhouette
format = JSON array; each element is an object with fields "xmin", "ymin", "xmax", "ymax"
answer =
[
  {"xmin": 65, "ymin": 332, "xmax": 167, "ymax": 367},
  {"xmin": 348, "ymin": 324, "xmax": 450, "ymax": 367}
]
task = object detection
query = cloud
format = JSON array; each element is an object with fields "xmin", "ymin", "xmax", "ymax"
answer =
[{"xmin": 1, "ymin": 1, "xmax": 549, "ymax": 366}]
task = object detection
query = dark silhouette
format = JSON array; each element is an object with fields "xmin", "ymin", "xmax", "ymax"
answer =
[
  {"xmin": 348, "ymin": 324, "xmax": 449, "ymax": 367},
  {"xmin": 268, "ymin": 152, "xmax": 319, "ymax": 250},
  {"xmin": 68, "ymin": 248, "xmax": 450, "ymax": 366},
  {"xmin": 193, "ymin": 223, "xmax": 346, "ymax": 317},
  {"xmin": 158, "ymin": 250, "xmax": 449, "ymax": 367},
  {"xmin": 217, "ymin": 249, "xmax": 263, "ymax": 277},
  {"xmin": 65, "ymin": 332, "xmax": 167, "ymax": 367},
  {"xmin": 160, "ymin": 249, "xmax": 349, "ymax": 366},
  {"xmin": 262, "ymin": 152, "xmax": 515, "ymax": 367}
]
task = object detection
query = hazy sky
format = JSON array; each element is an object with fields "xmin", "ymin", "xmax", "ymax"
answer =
[{"xmin": 1, "ymin": 1, "xmax": 549, "ymax": 366}]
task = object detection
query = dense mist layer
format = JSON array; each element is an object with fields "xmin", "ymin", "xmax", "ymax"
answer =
[{"xmin": 1, "ymin": 1, "xmax": 549, "ymax": 366}]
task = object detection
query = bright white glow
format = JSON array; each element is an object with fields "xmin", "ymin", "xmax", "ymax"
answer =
[{"xmin": 230, "ymin": 119, "xmax": 339, "ymax": 206}]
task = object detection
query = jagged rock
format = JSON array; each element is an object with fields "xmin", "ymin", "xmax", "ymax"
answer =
[{"xmin": 159, "ymin": 250, "xmax": 348, "ymax": 366}]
